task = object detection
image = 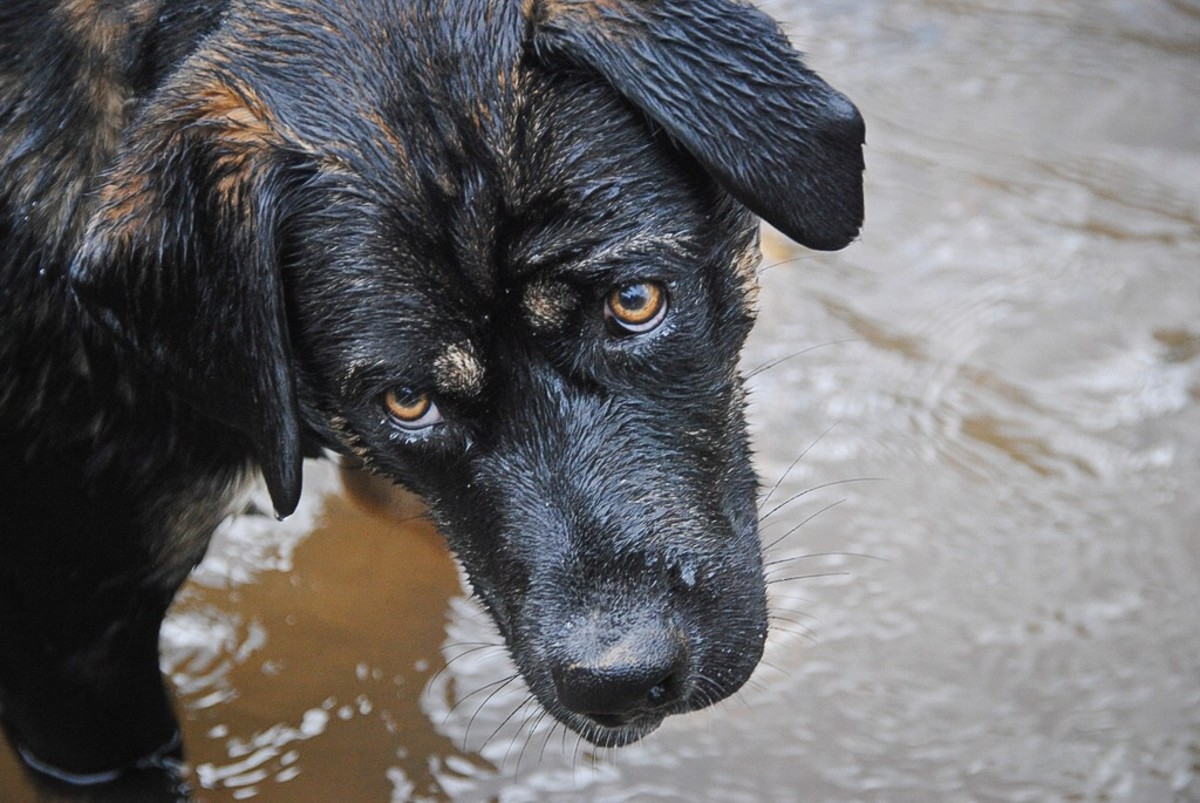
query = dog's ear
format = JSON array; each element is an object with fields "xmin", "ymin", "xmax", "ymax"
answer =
[
  {"xmin": 532, "ymin": 0, "xmax": 865, "ymax": 251},
  {"xmin": 70, "ymin": 78, "xmax": 303, "ymax": 517}
]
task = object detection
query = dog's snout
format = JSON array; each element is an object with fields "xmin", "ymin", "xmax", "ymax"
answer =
[{"xmin": 551, "ymin": 623, "xmax": 688, "ymax": 725}]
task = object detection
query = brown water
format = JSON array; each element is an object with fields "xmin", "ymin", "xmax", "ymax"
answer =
[{"xmin": 3, "ymin": 0, "xmax": 1199, "ymax": 799}]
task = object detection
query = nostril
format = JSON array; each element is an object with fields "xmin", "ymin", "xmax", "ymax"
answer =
[{"xmin": 646, "ymin": 676, "xmax": 672, "ymax": 706}]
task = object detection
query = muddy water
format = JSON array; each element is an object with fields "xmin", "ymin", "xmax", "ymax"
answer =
[{"xmin": 3, "ymin": 0, "xmax": 1199, "ymax": 800}]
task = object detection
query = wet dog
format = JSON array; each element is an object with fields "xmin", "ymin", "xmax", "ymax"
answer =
[{"xmin": 0, "ymin": 0, "xmax": 863, "ymax": 783}]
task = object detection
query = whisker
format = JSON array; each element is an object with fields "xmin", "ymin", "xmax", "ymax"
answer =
[
  {"xmin": 447, "ymin": 674, "xmax": 512, "ymax": 717},
  {"xmin": 762, "ymin": 499, "xmax": 848, "ymax": 553},
  {"xmin": 692, "ymin": 673, "xmax": 722, "ymax": 710},
  {"xmin": 760, "ymin": 422, "xmax": 840, "ymax": 507},
  {"xmin": 571, "ymin": 730, "xmax": 585, "ymax": 777},
  {"xmin": 727, "ymin": 685, "xmax": 756, "ymax": 709},
  {"xmin": 767, "ymin": 593, "xmax": 817, "ymax": 607},
  {"xmin": 461, "ymin": 674, "xmax": 520, "ymax": 748},
  {"xmin": 496, "ymin": 693, "xmax": 540, "ymax": 769},
  {"xmin": 765, "ymin": 570, "xmax": 851, "ymax": 585},
  {"xmin": 539, "ymin": 717, "xmax": 561, "ymax": 763},
  {"xmin": 744, "ymin": 339, "xmax": 861, "ymax": 380},
  {"xmin": 741, "ymin": 677, "xmax": 770, "ymax": 697},
  {"xmin": 767, "ymin": 603, "xmax": 817, "ymax": 620},
  {"xmin": 426, "ymin": 642, "xmax": 504, "ymax": 690},
  {"xmin": 763, "ymin": 548, "xmax": 885, "ymax": 570},
  {"xmin": 757, "ymin": 253, "xmax": 817, "ymax": 274},
  {"xmin": 393, "ymin": 511, "xmax": 436, "ymax": 525},
  {"xmin": 515, "ymin": 707, "xmax": 552, "ymax": 776},
  {"xmin": 755, "ymin": 658, "xmax": 789, "ymax": 677},
  {"xmin": 758, "ymin": 477, "xmax": 883, "ymax": 524},
  {"xmin": 768, "ymin": 623, "xmax": 819, "ymax": 643},
  {"xmin": 768, "ymin": 615, "xmax": 817, "ymax": 642},
  {"xmin": 478, "ymin": 689, "xmax": 534, "ymax": 755},
  {"xmin": 442, "ymin": 640, "xmax": 503, "ymax": 650}
]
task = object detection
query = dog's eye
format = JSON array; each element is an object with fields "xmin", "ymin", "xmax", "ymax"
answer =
[
  {"xmin": 605, "ymin": 281, "xmax": 667, "ymax": 335},
  {"xmin": 383, "ymin": 387, "xmax": 443, "ymax": 430}
]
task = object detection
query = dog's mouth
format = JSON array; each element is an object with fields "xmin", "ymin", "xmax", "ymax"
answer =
[{"xmin": 558, "ymin": 708, "xmax": 667, "ymax": 748}]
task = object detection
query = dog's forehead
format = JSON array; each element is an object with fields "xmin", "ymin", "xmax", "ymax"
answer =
[
  {"xmin": 323, "ymin": 130, "xmax": 752, "ymax": 400},
  {"xmin": 256, "ymin": 0, "xmax": 761, "ymax": 405}
]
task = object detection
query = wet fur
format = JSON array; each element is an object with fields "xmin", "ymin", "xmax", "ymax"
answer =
[{"xmin": 0, "ymin": 0, "xmax": 863, "ymax": 781}]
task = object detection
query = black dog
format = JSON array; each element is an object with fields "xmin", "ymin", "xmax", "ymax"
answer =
[{"xmin": 0, "ymin": 0, "xmax": 863, "ymax": 783}]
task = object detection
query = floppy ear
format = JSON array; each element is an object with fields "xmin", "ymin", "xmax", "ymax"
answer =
[
  {"xmin": 532, "ymin": 0, "xmax": 865, "ymax": 251},
  {"xmin": 70, "ymin": 77, "xmax": 303, "ymax": 517}
]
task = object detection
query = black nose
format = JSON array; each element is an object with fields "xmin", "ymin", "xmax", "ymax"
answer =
[{"xmin": 551, "ymin": 624, "xmax": 689, "ymax": 726}]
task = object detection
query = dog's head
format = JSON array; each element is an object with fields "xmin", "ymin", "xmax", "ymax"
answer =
[{"xmin": 70, "ymin": 0, "xmax": 862, "ymax": 744}]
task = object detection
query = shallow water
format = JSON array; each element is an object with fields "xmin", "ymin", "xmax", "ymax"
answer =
[{"xmin": 3, "ymin": 0, "xmax": 1199, "ymax": 800}]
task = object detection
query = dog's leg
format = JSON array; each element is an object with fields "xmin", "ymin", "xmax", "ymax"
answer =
[{"xmin": 0, "ymin": 438, "xmax": 240, "ymax": 783}]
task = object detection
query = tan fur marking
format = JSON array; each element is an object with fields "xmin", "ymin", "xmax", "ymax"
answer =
[
  {"xmin": 470, "ymin": 100, "xmax": 495, "ymax": 131},
  {"xmin": 538, "ymin": 0, "xmax": 633, "ymax": 29},
  {"xmin": 88, "ymin": 75, "xmax": 292, "ymax": 255},
  {"xmin": 59, "ymin": 0, "xmax": 159, "ymax": 136},
  {"xmin": 212, "ymin": 153, "xmax": 257, "ymax": 205},
  {"xmin": 192, "ymin": 79, "xmax": 290, "ymax": 209},
  {"xmin": 61, "ymin": 0, "xmax": 157, "ymax": 51},
  {"xmin": 433, "ymin": 342, "xmax": 486, "ymax": 398},
  {"xmin": 189, "ymin": 68, "xmax": 317, "ymax": 156},
  {"xmin": 94, "ymin": 169, "xmax": 154, "ymax": 236},
  {"xmin": 365, "ymin": 111, "xmax": 411, "ymax": 171},
  {"xmin": 330, "ymin": 415, "xmax": 373, "ymax": 462},
  {"xmin": 192, "ymin": 80, "xmax": 280, "ymax": 147},
  {"xmin": 522, "ymin": 280, "xmax": 579, "ymax": 332},
  {"xmin": 733, "ymin": 230, "xmax": 762, "ymax": 318},
  {"xmin": 317, "ymin": 153, "xmax": 356, "ymax": 176},
  {"xmin": 0, "ymin": 0, "xmax": 159, "ymax": 245}
]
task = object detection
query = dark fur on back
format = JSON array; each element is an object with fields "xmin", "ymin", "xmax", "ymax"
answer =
[{"xmin": 0, "ymin": 0, "xmax": 862, "ymax": 782}]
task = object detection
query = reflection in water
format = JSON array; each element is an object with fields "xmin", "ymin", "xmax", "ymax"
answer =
[
  {"xmin": 3, "ymin": 0, "xmax": 1199, "ymax": 800},
  {"xmin": 164, "ymin": 465, "xmax": 489, "ymax": 800}
]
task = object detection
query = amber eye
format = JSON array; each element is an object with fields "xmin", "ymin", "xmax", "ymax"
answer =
[
  {"xmin": 604, "ymin": 281, "xmax": 667, "ymax": 334},
  {"xmin": 383, "ymin": 387, "xmax": 443, "ymax": 430}
]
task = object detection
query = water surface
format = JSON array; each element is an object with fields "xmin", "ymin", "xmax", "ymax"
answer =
[{"xmin": 2, "ymin": 0, "xmax": 1198, "ymax": 799}]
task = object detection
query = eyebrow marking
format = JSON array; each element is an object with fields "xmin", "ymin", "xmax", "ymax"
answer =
[
  {"xmin": 433, "ymin": 342, "xmax": 485, "ymax": 397},
  {"xmin": 522, "ymin": 279, "xmax": 580, "ymax": 332},
  {"xmin": 339, "ymin": 357, "xmax": 390, "ymax": 396}
]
